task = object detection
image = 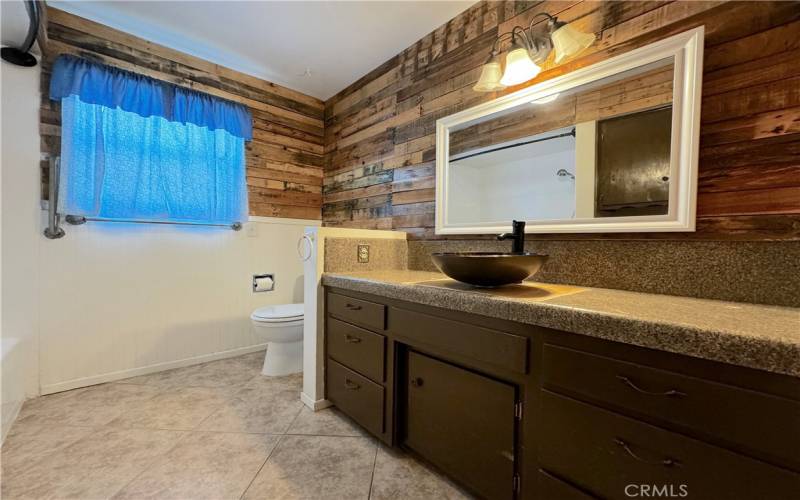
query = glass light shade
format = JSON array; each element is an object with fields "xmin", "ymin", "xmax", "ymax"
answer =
[
  {"xmin": 500, "ymin": 47, "xmax": 541, "ymax": 86},
  {"xmin": 473, "ymin": 60, "xmax": 506, "ymax": 92},
  {"xmin": 551, "ymin": 23, "xmax": 595, "ymax": 63}
]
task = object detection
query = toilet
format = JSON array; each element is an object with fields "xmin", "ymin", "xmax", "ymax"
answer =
[{"xmin": 250, "ymin": 303, "xmax": 304, "ymax": 376}]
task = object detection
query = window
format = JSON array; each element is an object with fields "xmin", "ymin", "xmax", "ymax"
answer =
[{"xmin": 50, "ymin": 55, "xmax": 251, "ymax": 226}]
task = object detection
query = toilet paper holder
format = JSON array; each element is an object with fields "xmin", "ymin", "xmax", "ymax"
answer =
[{"xmin": 253, "ymin": 274, "xmax": 275, "ymax": 293}]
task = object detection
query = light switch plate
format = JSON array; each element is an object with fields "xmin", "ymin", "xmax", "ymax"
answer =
[{"xmin": 357, "ymin": 244, "xmax": 370, "ymax": 263}]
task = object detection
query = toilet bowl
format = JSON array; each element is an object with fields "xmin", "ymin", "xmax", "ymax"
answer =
[{"xmin": 250, "ymin": 303, "xmax": 304, "ymax": 376}]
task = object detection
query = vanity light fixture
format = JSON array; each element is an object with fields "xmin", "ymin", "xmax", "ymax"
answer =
[
  {"xmin": 473, "ymin": 52, "xmax": 506, "ymax": 92},
  {"xmin": 473, "ymin": 12, "xmax": 595, "ymax": 92},
  {"xmin": 499, "ymin": 36, "xmax": 542, "ymax": 86}
]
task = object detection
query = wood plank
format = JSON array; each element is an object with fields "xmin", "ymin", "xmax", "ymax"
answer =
[
  {"xmin": 704, "ymin": 19, "xmax": 800, "ymax": 72},
  {"xmin": 324, "ymin": 183, "xmax": 393, "ymax": 204},
  {"xmin": 392, "ymin": 188, "xmax": 436, "ymax": 206},
  {"xmin": 699, "ymin": 134, "xmax": 800, "ymax": 170},
  {"xmin": 249, "ymin": 203, "xmax": 321, "ymax": 220},
  {"xmin": 703, "ymin": 48, "xmax": 800, "ymax": 97},
  {"xmin": 700, "ymin": 106, "xmax": 800, "ymax": 147},
  {"xmin": 697, "ymin": 187, "xmax": 800, "ymax": 216},
  {"xmin": 699, "ymin": 164, "xmax": 800, "ymax": 193}
]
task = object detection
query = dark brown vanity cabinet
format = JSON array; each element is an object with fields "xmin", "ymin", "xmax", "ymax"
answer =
[
  {"xmin": 404, "ymin": 351, "xmax": 516, "ymax": 500},
  {"xmin": 324, "ymin": 287, "xmax": 800, "ymax": 500}
]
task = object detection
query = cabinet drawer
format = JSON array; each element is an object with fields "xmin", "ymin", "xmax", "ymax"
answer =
[
  {"xmin": 389, "ymin": 307, "xmax": 528, "ymax": 374},
  {"xmin": 327, "ymin": 359, "xmax": 384, "ymax": 437},
  {"xmin": 327, "ymin": 318, "xmax": 385, "ymax": 382},
  {"xmin": 328, "ymin": 293, "xmax": 386, "ymax": 331},
  {"xmin": 538, "ymin": 471, "xmax": 597, "ymax": 500},
  {"xmin": 543, "ymin": 344, "xmax": 800, "ymax": 468},
  {"xmin": 540, "ymin": 391, "xmax": 800, "ymax": 500}
]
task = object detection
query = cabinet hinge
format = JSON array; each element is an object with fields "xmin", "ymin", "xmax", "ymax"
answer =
[
  {"xmin": 513, "ymin": 473, "xmax": 521, "ymax": 494},
  {"xmin": 514, "ymin": 401, "xmax": 523, "ymax": 420}
]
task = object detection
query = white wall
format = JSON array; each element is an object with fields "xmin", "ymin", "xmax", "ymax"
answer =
[
  {"xmin": 38, "ymin": 216, "xmax": 319, "ymax": 394},
  {"xmin": 574, "ymin": 120, "xmax": 597, "ymax": 218},
  {"xmin": 300, "ymin": 227, "xmax": 407, "ymax": 410},
  {"xmin": 448, "ymin": 128, "xmax": 577, "ymax": 224},
  {"xmin": 1, "ymin": 56, "xmax": 42, "ymax": 440}
]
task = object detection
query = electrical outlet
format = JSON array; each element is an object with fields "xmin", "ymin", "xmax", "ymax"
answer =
[{"xmin": 357, "ymin": 244, "xmax": 370, "ymax": 263}]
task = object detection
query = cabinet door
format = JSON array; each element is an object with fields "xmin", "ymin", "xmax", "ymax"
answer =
[{"xmin": 404, "ymin": 351, "xmax": 516, "ymax": 500}]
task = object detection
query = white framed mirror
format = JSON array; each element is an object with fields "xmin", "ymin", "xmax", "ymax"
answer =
[{"xmin": 435, "ymin": 27, "xmax": 704, "ymax": 235}]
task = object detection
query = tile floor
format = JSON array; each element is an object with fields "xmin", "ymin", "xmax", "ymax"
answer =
[{"xmin": 1, "ymin": 351, "xmax": 472, "ymax": 499}]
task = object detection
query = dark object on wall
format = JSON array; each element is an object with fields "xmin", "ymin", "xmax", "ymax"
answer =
[
  {"xmin": 595, "ymin": 106, "xmax": 673, "ymax": 217},
  {"xmin": 1, "ymin": 1, "xmax": 41, "ymax": 67}
]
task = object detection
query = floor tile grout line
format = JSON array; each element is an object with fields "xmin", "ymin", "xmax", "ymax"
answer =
[
  {"xmin": 367, "ymin": 439, "xmax": 380, "ymax": 500},
  {"xmin": 239, "ymin": 434, "xmax": 286, "ymax": 500},
  {"xmin": 282, "ymin": 402, "xmax": 307, "ymax": 435},
  {"xmin": 103, "ymin": 428, "xmax": 193, "ymax": 499}
]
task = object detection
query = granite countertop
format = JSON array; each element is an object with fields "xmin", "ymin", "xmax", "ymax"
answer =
[{"xmin": 322, "ymin": 270, "xmax": 800, "ymax": 378}]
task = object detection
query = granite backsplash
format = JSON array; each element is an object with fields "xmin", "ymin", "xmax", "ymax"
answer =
[
  {"xmin": 408, "ymin": 240, "xmax": 800, "ymax": 308},
  {"xmin": 325, "ymin": 237, "xmax": 408, "ymax": 273}
]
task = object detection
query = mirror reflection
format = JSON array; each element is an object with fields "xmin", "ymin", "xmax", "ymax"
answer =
[{"xmin": 446, "ymin": 57, "xmax": 674, "ymax": 225}]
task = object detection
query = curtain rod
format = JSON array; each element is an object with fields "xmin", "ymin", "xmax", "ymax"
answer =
[
  {"xmin": 450, "ymin": 128, "xmax": 576, "ymax": 163},
  {"xmin": 64, "ymin": 215, "xmax": 243, "ymax": 231}
]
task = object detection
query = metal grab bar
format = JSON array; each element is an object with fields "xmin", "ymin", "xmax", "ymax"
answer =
[
  {"xmin": 43, "ymin": 157, "xmax": 65, "ymax": 239},
  {"xmin": 64, "ymin": 216, "xmax": 242, "ymax": 231}
]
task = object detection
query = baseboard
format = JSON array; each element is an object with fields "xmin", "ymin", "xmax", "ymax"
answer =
[
  {"xmin": 40, "ymin": 344, "xmax": 268, "ymax": 395},
  {"xmin": 301, "ymin": 391, "xmax": 332, "ymax": 411}
]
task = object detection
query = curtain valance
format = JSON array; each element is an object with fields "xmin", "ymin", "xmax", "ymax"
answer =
[{"xmin": 49, "ymin": 54, "xmax": 252, "ymax": 140}]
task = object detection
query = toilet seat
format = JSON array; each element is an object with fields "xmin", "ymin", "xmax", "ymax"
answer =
[{"xmin": 251, "ymin": 303, "xmax": 303, "ymax": 323}]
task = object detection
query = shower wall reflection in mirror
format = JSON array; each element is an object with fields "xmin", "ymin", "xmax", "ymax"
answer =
[{"xmin": 435, "ymin": 28, "xmax": 704, "ymax": 234}]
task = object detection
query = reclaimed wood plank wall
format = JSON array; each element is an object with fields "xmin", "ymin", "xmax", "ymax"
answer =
[
  {"xmin": 40, "ymin": 7, "xmax": 325, "ymax": 220},
  {"xmin": 323, "ymin": 0, "xmax": 800, "ymax": 239}
]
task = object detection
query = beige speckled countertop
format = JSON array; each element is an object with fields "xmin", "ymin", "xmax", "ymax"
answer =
[{"xmin": 322, "ymin": 270, "xmax": 800, "ymax": 378}]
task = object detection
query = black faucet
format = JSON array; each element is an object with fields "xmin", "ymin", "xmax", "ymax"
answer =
[{"xmin": 498, "ymin": 220, "xmax": 526, "ymax": 254}]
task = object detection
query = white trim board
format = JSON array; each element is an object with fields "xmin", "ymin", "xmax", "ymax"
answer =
[
  {"xmin": 248, "ymin": 216, "xmax": 321, "ymax": 226},
  {"xmin": 435, "ymin": 27, "xmax": 704, "ymax": 235},
  {"xmin": 40, "ymin": 343, "xmax": 268, "ymax": 395},
  {"xmin": 301, "ymin": 392, "xmax": 333, "ymax": 411}
]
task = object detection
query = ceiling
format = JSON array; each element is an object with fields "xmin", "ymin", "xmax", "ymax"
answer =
[{"xmin": 48, "ymin": 1, "xmax": 473, "ymax": 100}]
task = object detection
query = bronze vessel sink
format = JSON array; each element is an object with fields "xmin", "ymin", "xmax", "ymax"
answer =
[{"xmin": 431, "ymin": 252, "xmax": 549, "ymax": 287}]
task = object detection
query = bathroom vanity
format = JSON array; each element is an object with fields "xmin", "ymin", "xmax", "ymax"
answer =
[{"xmin": 321, "ymin": 272, "xmax": 800, "ymax": 500}]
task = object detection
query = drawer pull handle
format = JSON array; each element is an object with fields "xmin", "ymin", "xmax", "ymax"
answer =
[
  {"xmin": 344, "ymin": 335, "xmax": 362, "ymax": 344},
  {"xmin": 617, "ymin": 375, "xmax": 685, "ymax": 398},
  {"xmin": 614, "ymin": 438, "xmax": 680, "ymax": 468},
  {"xmin": 344, "ymin": 378, "xmax": 360, "ymax": 390},
  {"xmin": 345, "ymin": 303, "xmax": 362, "ymax": 311},
  {"xmin": 410, "ymin": 377, "xmax": 424, "ymax": 387}
]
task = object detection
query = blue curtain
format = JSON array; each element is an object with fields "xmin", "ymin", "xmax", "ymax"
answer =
[
  {"xmin": 50, "ymin": 55, "xmax": 252, "ymax": 139},
  {"xmin": 51, "ymin": 55, "xmax": 250, "ymax": 224}
]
